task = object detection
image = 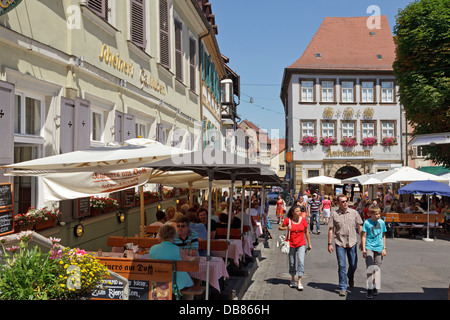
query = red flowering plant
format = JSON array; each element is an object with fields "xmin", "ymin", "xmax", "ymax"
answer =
[
  {"xmin": 340, "ymin": 136, "xmax": 357, "ymax": 147},
  {"xmin": 320, "ymin": 137, "xmax": 337, "ymax": 147},
  {"xmin": 382, "ymin": 137, "xmax": 397, "ymax": 146},
  {"xmin": 301, "ymin": 135, "xmax": 318, "ymax": 147},
  {"xmin": 14, "ymin": 207, "xmax": 61, "ymax": 229},
  {"xmin": 362, "ymin": 136, "xmax": 378, "ymax": 146}
]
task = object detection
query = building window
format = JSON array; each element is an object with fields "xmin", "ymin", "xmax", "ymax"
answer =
[
  {"xmin": 130, "ymin": 0, "xmax": 146, "ymax": 50},
  {"xmin": 361, "ymin": 81, "xmax": 374, "ymax": 102},
  {"xmin": 174, "ymin": 19, "xmax": 183, "ymax": 82},
  {"xmin": 86, "ymin": 0, "xmax": 109, "ymax": 21},
  {"xmin": 341, "ymin": 81, "xmax": 354, "ymax": 102},
  {"xmin": 279, "ymin": 165, "xmax": 285, "ymax": 171},
  {"xmin": 342, "ymin": 122, "xmax": 355, "ymax": 137},
  {"xmin": 14, "ymin": 94, "xmax": 43, "ymax": 137},
  {"xmin": 301, "ymin": 81, "xmax": 314, "ymax": 102},
  {"xmin": 321, "ymin": 81, "xmax": 334, "ymax": 102},
  {"xmin": 381, "ymin": 81, "xmax": 394, "ymax": 103},
  {"xmin": 322, "ymin": 121, "xmax": 335, "ymax": 137},
  {"xmin": 381, "ymin": 121, "xmax": 395, "ymax": 137},
  {"xmin": 302, "ymin": 121, "xmax": 315, "ymax": 136},
  {"xmin": 91, "ymin": 109, "xmax": 104, "ymax": 142},
  {"xmin": 362, "ymin": 122, "xmax": 375, "ymax": 138}
]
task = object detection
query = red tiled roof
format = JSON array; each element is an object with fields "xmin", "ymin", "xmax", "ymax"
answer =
[{"xmin": 288, "ymin": 16, "xmax": 395, "ymax": 71}]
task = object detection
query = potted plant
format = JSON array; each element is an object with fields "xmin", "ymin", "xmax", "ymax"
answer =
[
  {"xmin": 381, "ymin": 137, "xmax": 397, "ymax": 146},
  {"xmin": 362, "ymin": 136, "xmax": 378, "ymax": 147},
  {"xmin": 14, "ymin": 207, "xmax": 61, "ymax": 232},
  {"xmin": 340, "ymin": 136, "xmax": 357, "ymax": 147},
  {"xmin": 90, "ymin": 197, "xmax": 106, "ymax": 216},
  {"xmin": 103, "ymin": 197, "xmax": 119, "ymax": 213},
  {"xmin": 320, "ymin": 137, "xmax": 337, "ymax": 147},
  {"xmin": 0, "ymin": 233, "xmax": 109, "ymax": 300},
  {"xmin": 301, "ymin": 135, "xmax": 318, "ymax": 147}
]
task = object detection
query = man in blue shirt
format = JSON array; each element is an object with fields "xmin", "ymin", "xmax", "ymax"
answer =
[
  {"xmin": 173, "ymin": 216, "xmax": 199, "ymax": 257},
  {"xmin": 361, "ymin": 205, "xmax": 387, "ymax": 299}
]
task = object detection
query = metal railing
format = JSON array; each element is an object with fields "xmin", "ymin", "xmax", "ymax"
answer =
[{"xmin": 0, "ymin": 231, "xmax": 129, "ymax": 300}]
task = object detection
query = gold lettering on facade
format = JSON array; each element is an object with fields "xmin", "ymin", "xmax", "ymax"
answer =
[
  {"xmin": 139, "ymin": 69, "xmax": 166, "ymax": 96},
  {"xmin": 98, "ymin": 44, "xmax": 134, "ymax": 77},
  {"xmin": 325, "ymin": 149, "xmax": 371, "ymax": 158}
]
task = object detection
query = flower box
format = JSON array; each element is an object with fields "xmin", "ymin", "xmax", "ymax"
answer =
[
  {"xmin": 90, "ymin": 208, "xmax": 103, "ymax": 216},
  {"xmin": 381, "ymin": 137, "xmax": 397, "ymax": 146},
  {"xmin": 301, "ymin": 135, "xmax": 318, "ymax": 147},
  {"xmin": 362, "ymin": 136, "xmax": 378, "ymax": 147},
  {"xmin": 340, "ymin": 136, "xmax": 357, "ymax": 147},
  {"xmin": 35, "ymin": 218, "xmax": 57, "ymax": 231},
  {"xmin": 14, "ymin": 207, "xmax": 61, "ymax": 232},
  {"xmin": 320, "ymin": 137, "xmax": 337, "ymax": 147}
]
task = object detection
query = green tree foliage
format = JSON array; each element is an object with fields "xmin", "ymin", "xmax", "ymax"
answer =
[{"xmin": 393, "ymin": 0, "xmax": 450, "ymax": 167}]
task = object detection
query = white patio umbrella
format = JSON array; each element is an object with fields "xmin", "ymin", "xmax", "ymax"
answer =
[
  {"xmin": 379, "ymin": 166, "xmax": 448, "ymax": 183},
  {"xmin": 304, "ymin": 175, "xmax": 342, "ymax": 184}
]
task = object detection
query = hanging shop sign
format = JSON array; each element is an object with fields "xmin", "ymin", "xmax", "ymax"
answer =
[{"xmin": 0, "ymin": 0, "xmax": 23, "ymax": 17}]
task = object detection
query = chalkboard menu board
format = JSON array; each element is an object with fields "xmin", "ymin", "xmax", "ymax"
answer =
[
  {"xmin": 0, "ymin": 183, "xmax": 13, "ymax": 209},
  {"xmin": 0, "ymin": 209, "xmax": 14, "ymax": 235},
  {"xmin": 78, "ymin": 197, "xmax": 91, "ymax": 217},
  {"xmin": 124, "ymin": 190, "xmax": 135, "ymax": 208},
  {"xmin": 92, "ymin": 278, "xmax": 151, "ymax": 300},
  {"xmin": 0, "ymin": 183, "xmax": 14, "ymax": 236}
]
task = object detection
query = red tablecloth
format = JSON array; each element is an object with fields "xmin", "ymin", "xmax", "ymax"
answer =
[{"xmin": 188, "ymin": 256, "xmax": 229, "ymax": 293}]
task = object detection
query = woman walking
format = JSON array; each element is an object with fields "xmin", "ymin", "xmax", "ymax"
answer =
[
  {"xmin": 276, "ymin": 195, "xmax": 286, "ymax": 224},
  {"xmin": 279, "ymin": 205, "xmax": 312, "ymax": 290}
]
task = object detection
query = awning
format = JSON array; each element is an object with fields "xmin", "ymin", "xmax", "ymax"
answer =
[
  {"xmin": 409, "ymin": 132, "xmax": 450, "ymax": 146},
  {"xmin": 419, "ymin": 166, "xmax": 450, "ymax": 176}
]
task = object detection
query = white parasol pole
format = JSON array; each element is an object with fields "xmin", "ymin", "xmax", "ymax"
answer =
[
  {"xmin": 240, "ymin": 179, "xmax": 246, "ymax": 236},
  {"xmin": 423, "ymin": 194, "xmax": 433, "ymax": 242},
  {"xmin": 205, "ymin": 169, "xmax": 214, "ymax": 300},
  {"xmin": 225, "ymin": 174, "xmax": 237, "ymax": 263}
]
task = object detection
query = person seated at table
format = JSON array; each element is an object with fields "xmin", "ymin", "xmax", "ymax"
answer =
[
  {"xmin": 218, "ymin": 201, "xmax": 228, "ymax": 214},
  {"xmin": 185, "ymin": 211, "xmax": 207, "ymax": 257},
  {"xmin": 391, "ymin": 202, "xmax": 403, "ymax": 213},
  {"xmin": 382, "ymin": 200, "xmax": 392, "ymax": 214},
  {"xmin": 149, "ymin": 224, "xmax": 194, "ymax": 293},
  {"xmin": 150, "ymin": 210, "xmax": 166, "ymax": 227},
  {"xmin": 167, "ymin": 211, "xmax": 185, "ymax": 227},
  {"xmin": 173, "ymin": 216, "xmax": 199, "ymax": 257},
  {"xmin": 197, "ymin": 207, "xmax": 216, "ymax": 239},
  {"xmin": 164, "ymin": 205, "xmax": 176, "ymax": 222}
]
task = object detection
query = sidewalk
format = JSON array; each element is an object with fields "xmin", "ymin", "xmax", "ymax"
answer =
[{"xmin": 241, "ymin": 205, "xmax": 450, "ymax": 300}]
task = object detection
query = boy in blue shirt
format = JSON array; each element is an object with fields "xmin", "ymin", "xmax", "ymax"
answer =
[{"xmin": 361, "ymin": 205, "xmax": 387, "ymax": 299}]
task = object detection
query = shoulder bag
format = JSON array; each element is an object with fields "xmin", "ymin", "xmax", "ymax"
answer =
[{"xmin": 279, "ymin": 219, "xmax": 291, "ymax": 254}]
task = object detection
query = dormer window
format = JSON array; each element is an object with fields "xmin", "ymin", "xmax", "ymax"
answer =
[
  {"xmin": 315, "ymin": 53, "xmax": 322, "ymax": 58},
  {"xmin": 377, "ymin": 54, "xmax": 383, "ymax": 60}
]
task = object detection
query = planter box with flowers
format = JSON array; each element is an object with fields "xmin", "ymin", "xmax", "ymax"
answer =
[
  {"xmin": 90, "ymin": 197, "xmax": 106, "ymax": 216},
  {"xmin": 301, "ymin": 135, "xmax": 318, "ymax": 147},
  {"xmin": 14, "ymin": 207, "xmax": 61, "ymax": 232},
  {"xmin": 320, "ymin": 137, "xmax": 337, "ymax": 147},
  {"xmin": 381, "ymin": 137, "xmax": 397, "ymax": 146},
  {"xmin": 135, "ymin": 191, "xmax": 160, "ymax": 207},
  {"xmin": 340, "ymin": 136, "xmax": 357, "ymax": 147},
  {"xmin": 103, "ymin": 197, "xmax": 120, "ymax": 213},
  {"xmin": 163, "ymin": 187, "xmax": 175, "ymax": 199},
  {"xmin": 362, "ymin": 136, "xmax": 378, "ymax": 147}
]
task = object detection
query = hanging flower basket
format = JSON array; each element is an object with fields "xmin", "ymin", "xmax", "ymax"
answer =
[
  {"xmin": 301, "ymin": 135, "xmax": 318, "ymax": 147},
  {"xmin": 340, "ymin": 136, "xmax": 357, "ymax": 147},
  {"xmin": 320, "ymin": 137, "xmax": 337, "ymax": 147},
  {"xmin": 362, "ymin": 136, "xmax": 378, "ymax": 146},
  {"xmin": 381, "ymin": 137, "xmax": 397, "ymax": 146}
]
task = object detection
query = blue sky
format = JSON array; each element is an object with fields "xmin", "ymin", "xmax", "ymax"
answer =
[{"xmin": 212, "ymin": 0, "xmax": 413, "ymax": 139}]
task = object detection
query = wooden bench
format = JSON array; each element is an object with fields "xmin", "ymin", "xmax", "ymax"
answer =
[
  {"xmin": 215, "ymin": 225, "xmax": 250, "ymax": 239},
  {"xmin": 381, "ymin": 213, "xmax": 446, "ymax": 239},
  {"xmin": 144, "ymin": 225, "xmax": 161, "ymax": 237}
]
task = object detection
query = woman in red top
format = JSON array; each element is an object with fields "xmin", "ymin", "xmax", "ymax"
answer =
[
  {"xmin": 279, "ymin": 205, "xmax": 312, "ymax": 291},
  {"xmin": 276, "ymin": 195, "xmax": 286, "ymax": 224}
]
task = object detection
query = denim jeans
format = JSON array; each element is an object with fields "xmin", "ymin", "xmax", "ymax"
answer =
[
  {"xmin": 289, "ymin": 246, "xmax": 306, "ymax": 277},
  {"xmin": 310, "ymin": 211, "xmax": 320, "ymax": 232},
  {"xmin": 335, "ymin": 244, "xmax": 358, "ymax": 291}
]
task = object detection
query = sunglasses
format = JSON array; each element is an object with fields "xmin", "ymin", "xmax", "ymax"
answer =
[{"xmin": 340, "ymin": 200, "xmax": 348, "ymax": 203}]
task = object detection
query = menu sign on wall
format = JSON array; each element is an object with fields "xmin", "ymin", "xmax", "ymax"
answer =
[{"xmin": 0, "ymin": 183, "xmax": 14, "ymax": 236}]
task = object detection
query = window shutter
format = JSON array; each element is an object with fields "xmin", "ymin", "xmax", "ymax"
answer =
[
  {"xmin": 159, "ymin": 0, "xmax": 170, "ymax": 69},
  {"xmin": 123, "ymin": 114, "xmax": 136, "ymax": 140},
  {"xmin": 60, "ymin": 97, "xmax": 75, "ymax": 154},
  {"xmin": 86, "ymin": 0, "xmax": 108, "ymax": 20},
  {"xmin": 130, "ymin": 0, "xmax": 146, "ymax": 50},
  {"xmin": 174, "ymin": 19, "xmax": 183, "ymax": 81},
  {"xmin": 115, "ymin": 111, "xmax": 123, "ymax": 142},
  {"xmin": 74, "ymin": 98, "xmax": 91, "ymax": 151},
  {"xmin": 189, "ymin": 38, "xmax": 196, "ymax": 91},
  {"xmin": 0, "ymin": 81, "xmax": 14, "ymax": 166}
]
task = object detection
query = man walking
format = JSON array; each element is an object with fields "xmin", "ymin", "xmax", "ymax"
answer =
[
  {"xmin": 328, "ymin": 194, "xmax": 363, "ymax": 297},
  {"xmin": 308, "ymin": 193, "xmax": 322, "ymax": 234}
]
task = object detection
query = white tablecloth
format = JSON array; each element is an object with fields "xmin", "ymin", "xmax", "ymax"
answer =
[
  {"xmin": 212, "ymin": 239, "xmax": 243, "ymax": 266},
  {"xmin": 242, "ymin": 235, "xmax": 254, "ymax": 257}
]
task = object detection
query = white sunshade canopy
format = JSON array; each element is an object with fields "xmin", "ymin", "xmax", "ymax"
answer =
[
  {"xmin": 304, "ymin": 175, "xmax": 342, "ymax": 185},
  {"xmin": 1, "ymin": 139, "xmax": 189, "ymax": 173}
]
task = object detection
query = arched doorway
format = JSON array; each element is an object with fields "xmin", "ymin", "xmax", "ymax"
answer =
[{"xmin": 334, "ymin": 166, "xmax": 362, "ymax": 201}]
